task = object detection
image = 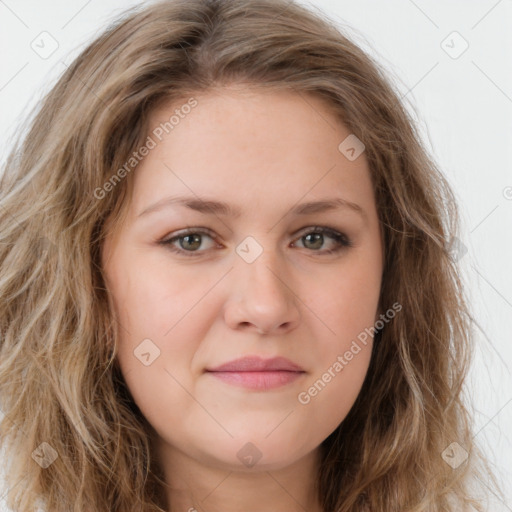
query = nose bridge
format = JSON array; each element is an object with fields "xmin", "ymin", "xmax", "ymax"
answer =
[
  {"xmin": 236, "ymin": 235, "xmax": 290, "ymax": 298},
  {"xmin": 224, "ymin": 234, "xmax": 300, "ymax": 333}
]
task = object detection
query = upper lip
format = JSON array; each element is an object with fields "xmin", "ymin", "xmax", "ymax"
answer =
[{"xmin": 206, "ymin": 356, "xmax": 304, "ymax": 372}]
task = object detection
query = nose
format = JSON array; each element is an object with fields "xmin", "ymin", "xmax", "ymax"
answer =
[{"xmin": 223, "ymin": 245, "xmax": 301, "ymax": 335}]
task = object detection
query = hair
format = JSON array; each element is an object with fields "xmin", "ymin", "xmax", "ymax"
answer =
[{"xmin": 0, "ymin": 0, "xmax": 504, "ymax": 510}]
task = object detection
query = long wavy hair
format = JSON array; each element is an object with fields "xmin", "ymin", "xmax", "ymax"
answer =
[{"xmin": 0, "ymin": 0, "xmax": 503, "ymax": 510}]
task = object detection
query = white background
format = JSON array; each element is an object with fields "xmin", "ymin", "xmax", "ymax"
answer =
[{"xmin": 0, "ymin": 1, "xmax": 511, "ymax": 510}]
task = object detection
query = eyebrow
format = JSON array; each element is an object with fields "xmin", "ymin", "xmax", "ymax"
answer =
[{"xmin": 137, "ymin": 195, "xmax": 367, "ymax": 221}]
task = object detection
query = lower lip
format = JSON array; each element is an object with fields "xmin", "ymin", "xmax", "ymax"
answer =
[{"xmin": 206, "ymin": 370, "xmax": 305, "ymax": 390}]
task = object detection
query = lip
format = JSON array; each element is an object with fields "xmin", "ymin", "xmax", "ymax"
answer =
[
  {"xmin": 206, "ymin": 356, "xmax": 304, "ymax": 372},
  {"xmin": 205, "ymin": 356, "xmax": 306, "ymax": 391}
]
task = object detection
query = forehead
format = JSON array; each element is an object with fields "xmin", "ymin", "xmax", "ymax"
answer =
[{"xmin": 129, "ymin": 87, "xmax": 375, "ymax": 221}]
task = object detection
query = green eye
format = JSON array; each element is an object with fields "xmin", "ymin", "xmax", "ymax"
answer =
[
  {"xmin": 292, "ymin": 227, "xmax": 352, "ymax": 254},
  {"xmin": 160, "ymin": 229, "xmax": 216, "ymax": 254}
]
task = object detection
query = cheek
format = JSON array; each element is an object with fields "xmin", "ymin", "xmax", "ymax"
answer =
[
  {"xmin": 110, "ymin": 247, "xmax": 210, "ymax": 337},
  {"xmin": 295, "ymin": 261, "xmax": 379, "ymax": 431},
  {"xmin": 296, "ymin": 267, "xmax": 378, "ymax": 429},
  {"xmin": 109, "ymin": 252, "xmax": 223, "ymax": 399},
  {"xmin": 306, "ymin": 254, "xmax": 381, "ymax": 354}
]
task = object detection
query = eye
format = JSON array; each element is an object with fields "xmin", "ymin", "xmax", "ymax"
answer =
[
  {"xmin": 292, "ymin": 226, "xmax": 352, "ymax": 254},
  {"xmin": 159, "ymin": 228, "xmax": 217, "ymax": 255}
]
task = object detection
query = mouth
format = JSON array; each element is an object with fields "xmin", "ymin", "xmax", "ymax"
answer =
[
  {"xmin": 205, "ymin": 369, "xmax": 305, "ymax": 390},
  {"xmin": 205, "ymin": 355, "xmax": 306, "ymax": 391}
]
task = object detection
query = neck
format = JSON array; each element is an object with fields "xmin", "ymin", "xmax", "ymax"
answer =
[{"xmin": 156, "ymin": 443, "xmax": 323, "ymax": 512}]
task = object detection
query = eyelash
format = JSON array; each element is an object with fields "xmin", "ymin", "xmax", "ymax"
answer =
[{"xmin": 158, "ymin": 226, "xmax": 353, "ymax": 257}]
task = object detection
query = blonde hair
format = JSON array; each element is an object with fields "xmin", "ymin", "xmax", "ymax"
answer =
[{"xmin": 0, "ymin": 0, "xmax": 503, "ymax": 510}]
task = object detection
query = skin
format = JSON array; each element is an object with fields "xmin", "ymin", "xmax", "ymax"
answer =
[{"xmin": 101, "ymin": 85, "xmax": 384, "ymax": 512}]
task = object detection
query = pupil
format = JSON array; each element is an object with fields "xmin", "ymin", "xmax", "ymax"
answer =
[
  {"xmin": 305, "ymin": 233, "xmax": 323, "ymax": 250},
  {"xmin": 182, "ymin": 234, "xmax": 201, "ymax": 251}
]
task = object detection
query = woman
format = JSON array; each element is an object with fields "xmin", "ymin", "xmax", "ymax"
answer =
[{"xmin": 0, "ymin": 0, "xmax": 502, "ymax": 510}]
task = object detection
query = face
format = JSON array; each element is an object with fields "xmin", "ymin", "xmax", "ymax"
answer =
[{"xmin": 101, "ymin": 86, "xmax": 383, "ymax": 475}]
